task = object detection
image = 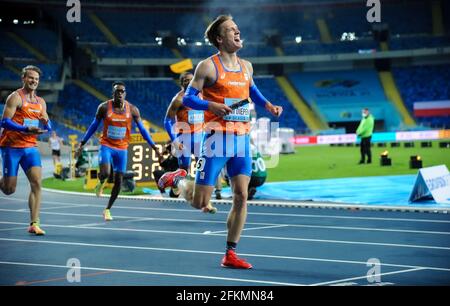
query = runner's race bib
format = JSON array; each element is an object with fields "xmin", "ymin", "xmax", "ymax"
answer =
[
  {"xmin": 107, "ymin": 126, "xmax": 126, "ymax": 140},
  {"xmin": 188, "ymin": 110, "xmax": 204, "ymax": 124},
  {"xmin": 23, "ymin": 119, "xmax": 39, "ymax": 128},
  {"xmin": 223, "ymin": 98, "xmax": 250, "ymax": 122}
]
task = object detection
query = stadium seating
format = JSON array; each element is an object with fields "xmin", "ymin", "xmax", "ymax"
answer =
[
  {"xmin": 57, "ymin": 82, "xmax": 103, "ymax": 128},
  {"xmin": 253, "ymin": 77, "xmax": 307, "ymax": 133},
  {"xmin": 43, "ymin": 2, "xmax": 444, "ymax": 62},
  {"xmin": 0, "ymin": 63, "xmax": 61, "ymax": 82},
  {"xmin": 178, "ymin": 44, "xmax": 216, "ymax": 59},
  {"xmin": 96, "ymin": 11, "xmax": 205, "ymax": 44},
  {"xmin": 39, "ymin": 64, "xmax": 62, "ymax": 82},
  {"xmin": 0, "ymin": 31, "xmax": 36, "ymax": 60},
  {"xmin": 48, "ymin": 9, "xmax": 107, "ymax": 43},
  {"xmin": 393, "ymin": 64, "xmax": 450, "ymax": 128},
  {"xmin": 326, "ymin": 6, "xmax": 372, "ymax": 39},
  {"xmin": 388, "ymin": 35, "xmax": 450, "ymax": 51},
  {"xmin": 13, "ymin": 27, "xmax": 59, "ymax": 60},
  {"xmin": 92, "ymin": 45, "xmax": 175, "ymax": 59},
  {"xmin": 0, "ymin": 64, "xmax": 19, "ymax": 81},
  {"xmin": 288, "ymin": 69, "xmax": 403, "ymax": 131},
  {"xmin": 83, "ymin": 77, "xmax": 179, "ymax": 127},
  {"xmin": 283, "ymin": 39, "xmax": 378, "ymax": 56}
]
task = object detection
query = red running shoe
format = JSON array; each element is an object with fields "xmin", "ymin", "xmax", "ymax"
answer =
[
  {"xmin": 221, "ymin": 250, "xmax": 253, "ymax": 269},
  {"xmin": 158, "ymin": 169, "xmax": 187, "ymax": 190}
]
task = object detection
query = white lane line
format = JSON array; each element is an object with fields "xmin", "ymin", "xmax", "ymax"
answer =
[
  {"xmin": 114, "ymin": 217, "xmax": 157, "ymax": 223},
  {"xmin": 0, "ymin": 260, "xmax": 303, "ymax": 286},
  {"xmin": 2, "ymin": 196, "xmax": 450, "ymax": 223},
  {"xmin": 40, "ymin": 205, "xmax": 91, "ymax": 211},
  {"xmin": 310, "ymin": 267, "xmax": 426, "ymax": 286},
  {"xmin": 0, "ymin": 196, "xmax": 79, "ymax": 206},
  {"xmin": 232, "ymin": 233, "xmax": 450, "ymax": 251},
  {"xmin": 205, "ymin": 225, "xmax": 289, "ymax": 235},
  {"xmin": 206, "ymin": 225, "xmax": 284, "ymax": 235},
  {"xmin": 76, "ymin": 217, "xmax": 156, "ymax": 227},
  {"xmin": 74, "ymin": 222, "xmax": 106, "ymax": 227},
  {"xmin": 1, "ymin": 208, "xmax": 449, "ymax": 236},
  {"xmin": 1, "ymin": 221, "xmax": 450, "ymax": 251},
  {"xmin": 0, "ymin": 226, "xmax": 25, "ymax": 232},
  {"xmin": 1, "ymin": 238, "xmax": 450, "ymax": 272}
]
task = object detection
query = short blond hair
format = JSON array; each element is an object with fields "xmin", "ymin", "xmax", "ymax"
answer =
[
  {"xmin": 21, "ymin": 65, "xmax": 42, "ymax": 78},
  {"xmin": 205, "ymin": 15, "xmax": 232, "ymax": 49}
]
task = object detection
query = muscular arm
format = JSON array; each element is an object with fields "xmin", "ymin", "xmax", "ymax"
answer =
[
  {"xmin": 183, "ymin": 60, "xmax": 232, "ymax": 116},
  {"xmin": 243, "ymin": 60, "xmax": 282, "ymax": 117},
  {"xmin": 95, "ymin": 102, "xmax": 107, "ymax": 121},
  {"xmin": 40, "ymin": 99, "xmax": 49, "ymax": 122},
  {"xmin": 166, "ymin": 92, "xmax": 183, "ymax": 119},
  {"xmin": 188, "ymin": 59, "xmax": 214, "ymax": 93},
  {"xmin": 1, "ymin": 92, "xmax": 21, "ymax": 120},
  {"xmin": 164, "ymin": 92, "xmax": 183, "ymax": 142},
  {"xmin": 243, "ymin": 60, "xmax": 268, "ymax": 108},
  {"xmin": 39, "ymin": 99, "xmax": 52, "ymax": 132},
  {"xmin": 80, "ymin": 103, "xmax": 106, "ymax": 146}
]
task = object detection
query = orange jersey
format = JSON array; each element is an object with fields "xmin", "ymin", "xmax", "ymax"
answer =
[
  {"xmin": 202, "ymin": 54, "xmax": 251, "ymax": 135},
  {"xmin": 0, "ymin": 89, "xmax": 44, "ymax": 148},
  {"xmin": 175, "ymin": 91, "xmax": 204, "ymax": 134},
  {"xmin": 100, "ymin": 100, "xmax": 132, "ymax": 150}
]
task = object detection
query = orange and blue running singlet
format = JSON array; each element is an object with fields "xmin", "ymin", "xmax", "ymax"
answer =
[
  {"xmin": 0, "ymin": 89, "xmax": 43, "ymax": 148},
  {"xmin": 98, "ymin": 100, "xmax": 132, "ymax": 173},
  {"xmin": 100, "ymin": 100, "xmax": 132, "ymax": 150},
  {"xmin": 195, "ymin": 54, "xmax": 252, "ymax": 186},
  {"xmin": 202, "ymin": 54, "xmax": 251, "ymax": 135},
  {"xmin": 0, "ymin": 89, "xmax": 43, "ymax": 176}
]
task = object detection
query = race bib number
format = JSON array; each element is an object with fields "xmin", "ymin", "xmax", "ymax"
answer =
[
  {"xmin": 107, "ymin": 126, "xmax": 126, "ymax": 140},
  {"xmin": 188, "ymin": 110, "xmax": 204, "ymax": 124},
  {"xmin": 23, "ymin": 119, "xmax": 39, "ymax": 128},
  {"xmin": 223, "ymin": 98, "xmax": 250, "ymax": 122}
]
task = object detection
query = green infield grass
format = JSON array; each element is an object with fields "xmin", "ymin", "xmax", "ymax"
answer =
[{"xmin": 265, "ymin": 141, "xmax": 450, "ymax": 182}]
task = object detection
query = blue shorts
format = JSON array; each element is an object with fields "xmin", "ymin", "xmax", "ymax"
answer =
[
  {"xmin": 98, "ymin": 145, "xmax": 128, "ymax": 173},
  {"xmin": 175, "ymin": 132, "xmax": 202, "ymax": 168},
  {"xmin": 195, "ymin": 133, "xmax": 251, "ymax": 186},
  {"xmin": 0, "ymin": 147, "xmax": 42, "ymax": 177}
]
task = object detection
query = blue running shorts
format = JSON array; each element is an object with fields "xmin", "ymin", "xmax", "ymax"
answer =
[
  {"xmin": 195, "ymin": 132, "xmax": 251, "ymax": 186},
  {"xmin": 98, "ymin": 145, "xmax": 128, "ymax": 173},
  {"xmin": 1, "ymin": 147, "xmax": 42, "ymax": 177}
]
